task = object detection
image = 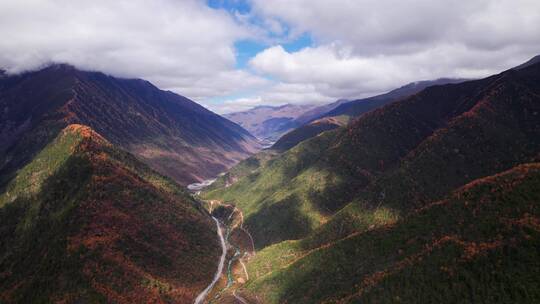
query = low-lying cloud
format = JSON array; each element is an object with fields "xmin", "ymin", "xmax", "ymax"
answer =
[
  {"xmin": 0, "ymin": 0, "xmax": 267, "ymax": 101},
  {"xmin": 1, "ymin": 0, "xmax": 539, "ymax": 114}
]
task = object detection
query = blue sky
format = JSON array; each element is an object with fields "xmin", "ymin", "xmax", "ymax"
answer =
[
  {"xmin": 203, "ymin": 0, "xmax": 316, "ymax": 110},
  {"xmin": 207, "ymin": 0, "xmax": 314, "ymax": 56},
  {"xmin": 207, "ymin": 0, "xmax": 251, "ymax": 14}
]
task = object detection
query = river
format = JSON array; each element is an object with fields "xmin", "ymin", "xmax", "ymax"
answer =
[{"xmin": 193, "ymin": 217, "xmax": 227, "ymax": 304}]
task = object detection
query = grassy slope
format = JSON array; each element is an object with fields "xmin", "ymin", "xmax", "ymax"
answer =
[
  {"xmin": 203, "ymin": 130, "xmax": 361, "ymax": 248},
  {"xmin": 203, "ymin": 63, "xmax": 540, "ymax": 303},
  {"xmin": 304, "ymin": 65, "xmax": 540, "ymax": 249},
  {"xmin": 204, "ymin": 150, "xmax": 278, "ymax": 192},
  {"xmin": 244, "ymin": 163, "xmax": 540, "ymax": 303},
  {"xmin": 0, "ymin": 124, "xmax": 219, "ymax": 303},
  {"xmin": 203, "ymin": 64, "xmax": 540, "ymax": 250},
  {"xmin": 366, "ymin": 69, "xmax": 540, "ymax": 211}
]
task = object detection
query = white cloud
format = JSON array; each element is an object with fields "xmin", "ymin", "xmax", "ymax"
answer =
[
  {"xmin": 207, "ymin": 82, "xmax": 331, "ymax": 114},
  {"xmin": 252, "ymin": 0, "xmax": 540, "ymax": 56},
  {"xmin": 207, "ymin": 96, "xmax": 266, "ymax": 114},
  {"xmin": 248, "ymin": 43, "xmax": 539, "ymax": 102},
  {"xmin": 1, "ymin": 0, "xmax": 539, "ymax": 114},
  {"xmin": 249, "ymin": 44, "xmax": 402, "ymax": 99},
  {"xmin": 0, "ymin": 0, "xmax": 266, "ymax": 101},
  {"xmin": 157, "ymin": 69, "xmax": 270, "ymax": 102},
  {"xmin": 240, "ymin": 0, "xmax": 540, "ymax": 107}
]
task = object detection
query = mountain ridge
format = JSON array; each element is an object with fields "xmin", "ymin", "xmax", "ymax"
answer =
[
  {"xmin": 241, "ymin": 162, "xmax": 540, "ymax": 303},
  {"xmin": 0, "ymin": 64, "xmax": 260, "ymax": 185},
  {"xmin": 0, "ymin": 123, "xmax": 220, "ymax": 303},
  {"xmin": 201, "ymin": 56, "xmax": 540, "ymax": 304},
  {"xmin": 317, "ymin": 78, "xmax": 468, "ymax": 121},
  {"xmin": 267, "ymin": 78, "xmax": 468, "ymax": 152}
]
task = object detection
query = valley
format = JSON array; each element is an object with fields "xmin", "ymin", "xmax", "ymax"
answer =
[
  {"xmin": 194, "ymin": 217, "xmax": 227, "ymax": 304},
  {"xmin": 192, "ymin": 199, "xmax": 256, "ymax": 304},
  {"xmin": 1, "ymin": 2, "xmax": 539, "ymax": 301},
  {"xmin": 198, "ymin": 59, "xmax": 540, "ymax": 303},
  {"xmin": 1, "ymin": 57, "xmax": 538, "ymax": 304}
]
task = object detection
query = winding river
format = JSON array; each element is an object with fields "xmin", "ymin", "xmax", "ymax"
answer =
[{"xmin": 194, "ymin": 217, "xmax": 227, "ymax": 304}]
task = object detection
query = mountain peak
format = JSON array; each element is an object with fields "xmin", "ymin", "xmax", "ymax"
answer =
[
  {"xmin": 0, "ymin": 67, "xmax": 259, "ymax": 185},
  {"xmin": 36, "ymin": 63, "xmax": 80, "ymax": 75},
  {"xmin": 63, "ymin": 123, "xmax": 97, "ymax": 137},
  {"xmin": 62, "ymin": 124, "xmax": 108, "ymax": 145}
]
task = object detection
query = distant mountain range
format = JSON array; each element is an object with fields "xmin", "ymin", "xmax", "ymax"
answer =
[
  {"xmin": 292, "ymin": 99, "xmax": 350, "ymax": 124},
  {"xmin": 317, "ymin": 78, "xmax": 468, "ymax": 120},
  {"xmin": 224, "ymin": 104, "xmax": 319, "ymax": 141},
  {"xmin": 224, "ymin": 78, "xmax": 467, "ymax": 145},
  {"xmin": 270, "ymin": 78, "xmax": 467, "ymax": 151},
  {"xmin": 0, "ymin": 64, "xmax": 260, "ymax": 185},
  {"xmin": 202, "ymin": 57, "xmax": 540, "ymax": 303}
]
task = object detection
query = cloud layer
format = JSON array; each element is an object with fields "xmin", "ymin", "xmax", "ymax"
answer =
[
  {"xmin": 241, "ymin": 0, "xmax": 540, "ymax": 108},
  {"xmin": 252, "ymin": 0, "xmax": 540, "ymax": 56},
  {"xmin": 1, "ymin": 0, "xmax": 539, "ymax": 113},
  {"xmin": 0, "ymin": 0, "xmax": 268, "ymax": 101}
]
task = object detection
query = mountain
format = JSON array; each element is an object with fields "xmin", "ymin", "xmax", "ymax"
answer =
[
  {"xmin": 224, "ymin": 104, "xmax": 319, "ymax": 141},
  {"xmin": 270, "ymin": 78, "xmax": 467, "ymax": 152},
  {"xmin": 292, "ymin": 99, "xmax": 350, "ymax": 125},
  {"xmin": 202, "ymin": 58, "xmax": 540, "ymax": 302},
  {"xmin": 0, "ymin": 64, "xmax": 260, "ymax": 186},
  {"xmin": 230, "ymin": 79, "xmax": 466, "ymax": 154},
  {"xmin": 0, "ymin": 124, "xmax": 220, "ymax": 303},
  {"xmin": 318, "ymin": 78, "xmax": 468, "ymax": 121},
  {"xmin": 241, "ymin": 163, "xmax": 540, "ymax": 303}
]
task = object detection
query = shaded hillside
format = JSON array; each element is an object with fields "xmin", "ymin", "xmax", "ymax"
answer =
[
  {"xmin": 203, "ymin": 60, "xmax": 540, "ymax": 250},
  {"xmin": 0, "ymin": 64, "xmax": 260, "ymax": 185},
  {"xmin": 224, "ymin": 104, "xmax": 318, "ymax": 141},
  {"xmin": 242, "ymin": 163, "xmax": 540, "ymax": 303},
  {"xmin": 0, "ymin": 124, "xmax": 220, "ymax": 303},
  {"xmin": 223, "ymin": 79, "xmax": 464, "ymax": 147},
  {"xmin": 335, "ymin": 64, "xmax": 540, "ymax": 212},
  {"xmin": 269, "ymin": 79, "xmax": 466, "ymax": 153},
  {"xmin": 318, "ymin": 78, "xmax": 467, "ymax": 121}
]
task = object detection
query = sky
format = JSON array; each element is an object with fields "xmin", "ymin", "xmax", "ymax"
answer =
[{"xmin": 1, "ymin": 0, "xmax": 539, "ymax": 114}]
